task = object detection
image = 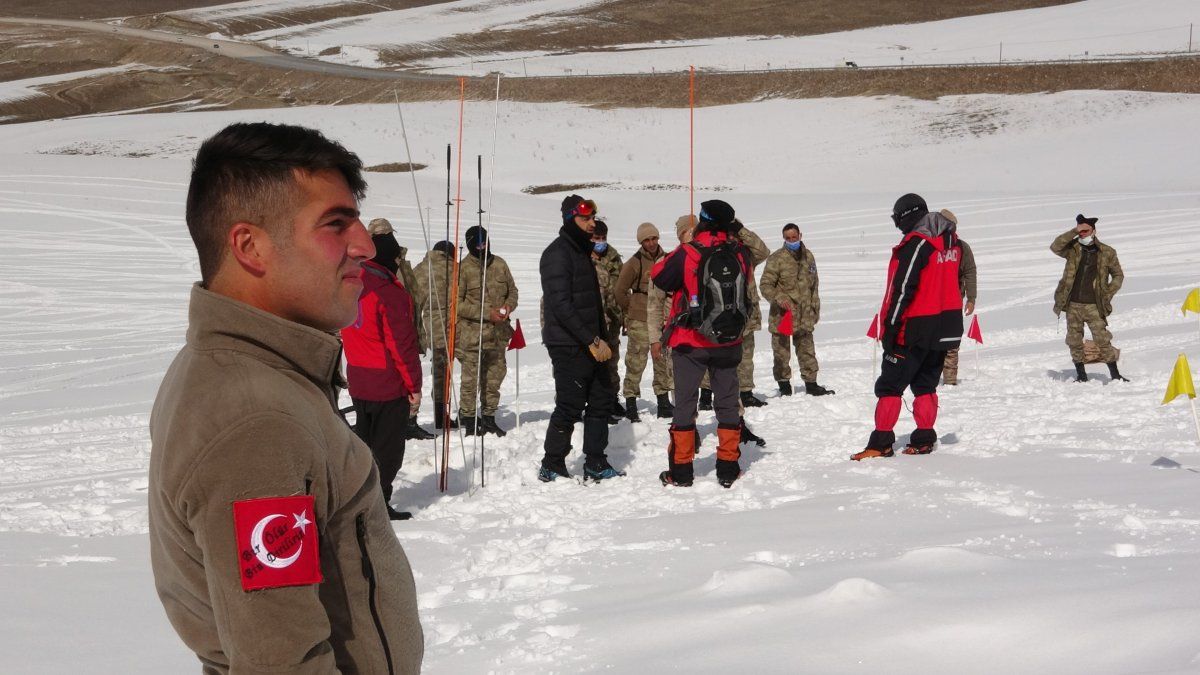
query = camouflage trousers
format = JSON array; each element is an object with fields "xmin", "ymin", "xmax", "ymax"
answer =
[
  {"xmin": 942, "ymin": 348, "xmax": 960, "ymax": 385},
  {"xmin": 603, "ymin": 328, "xmax": 622, "ymax": 400},
  {"xmin": 623, "ymin": 320, "xmax": 673, "ymax": 397},
  {"xmin": 700, "ymin": 331, "xmax": 755, "ymax": 392},
  {"xmin": 771, "ymin": 331, "xmax": 819, "ymax": 383},
  {"xmin": 457, "ymin": 348, "xmax": 507, "ymax": 417},
  {"xmin": 1066, "ymin": 302, "xmax": 1116, "ymax": 363}
]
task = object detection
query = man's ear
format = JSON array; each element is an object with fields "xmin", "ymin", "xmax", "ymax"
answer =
[{"xmin": 227, "ymin": 221, "xmax": 271, "ymax": 277}]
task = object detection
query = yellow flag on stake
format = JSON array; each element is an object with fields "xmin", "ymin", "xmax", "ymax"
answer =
[
  {"xmin": 1162, "ymin": 354, "xmax": 1197, "ymax": 405},
  {"xmin": 1183, "ymin": 288, "xmax": 1200, "ymax": 315}
]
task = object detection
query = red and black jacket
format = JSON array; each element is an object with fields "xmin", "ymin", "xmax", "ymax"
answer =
[
  {"xmin": 651, "ymin": 228, "xmax": 752, "ymax": 350},
  {"xmin": 341, "ymin": 260, "xmax": 422, "ymax": 402},
  {"xmin": 879, "ymin": 215, "xmax": 964, "ymax": 351}
]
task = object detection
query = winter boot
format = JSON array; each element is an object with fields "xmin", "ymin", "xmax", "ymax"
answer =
[
  {"xmin": 1074, "ymin": 362, "xmax": 1088, "ymax": 382},
  {"xmin": 657, "ymin": 391, "xmax": 676, "ymax": 417},
  {"xmin": 739, "ymin": 417, "xmax": 766, "ymax": 447},
  {"xmin": 538, "ymin": 459, "xmax": 571, "ymax": 483},
  {"xmin": 715, "ymin": 424, "xmax": 743, "ymax": 488},
  {"xmin": 584, "ymin": 460, "xmax": 627, "ymax": 482},
  {"xmin": 461, "ymin": 416, "xmax": 478, "ymax": 436},
  {"xmin": 740, "ymin": 390, "xmax": 766, "ymax": 407},
  {"xmin": 852, "ymin": 429, "xmax": 896, "ymax": 461},
  {"xmin": 778, "ymin": 380, "xmax": 793, "ymax": 396},
  {"xmin": 480, "ymin": 415, "xmax": 507, "ymax": 437},
  {"xmin": 386, "ymin": 506, "xmax": 413, "ymax": 521},
  {"xmin": 625, "ymin": 397, "xmax": 641, "ymax": 423},
  {"xmin": 612, "ymin": 397, "xmax": 626, "ymax": 415},
  {"xmin": 903, "ymin": 425, "xmax": 937, "ymax": 455},
  {"xmin": 805, "ymin": 381, "xmax": 835, "ymax": 396},
  {"xmin": 405, "ymin": 418, "xmax": 436, "ymax": 441},
  {"xmin": 661, "ymin": 426, "xmax": 697, "ymax": 486},
  {"xmin": 698, "ymin": 388, "xmax": 713, "ymax": 411},
  {"xmin": 1107, "ymin": 362, "xmax": 1129, "ymax": 382}
]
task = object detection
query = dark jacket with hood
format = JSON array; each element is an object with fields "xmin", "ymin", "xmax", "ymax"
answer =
[{"xmin": 540, "ymin": 223, "xmax": 606, "ymax": 347}]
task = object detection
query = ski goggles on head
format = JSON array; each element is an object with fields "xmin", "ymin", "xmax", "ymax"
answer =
[{"xmin": 570, "ymin": 200, "xmax": 595, "ymax": 219}]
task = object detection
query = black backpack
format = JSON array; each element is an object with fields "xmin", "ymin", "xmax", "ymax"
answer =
[{"xmin": 684, "ymin": 241, "xmax": 748, "ymax": 344}]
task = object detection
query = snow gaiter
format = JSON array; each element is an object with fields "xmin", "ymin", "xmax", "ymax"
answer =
[
  {"xmin": 868, "ymin": 396, "xmax": 902, "ymax": 449},
  {"xmin": 715, "ymin": 424, "xmax": 741, "ymax": 483},
  {"xmin": 911, "ymin": 393, "xmax": 939, "ymax": 447}
]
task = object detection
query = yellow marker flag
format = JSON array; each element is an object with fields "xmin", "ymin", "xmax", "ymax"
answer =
[
  {"xmin": 1162, "ymin": 353, "xmax": 1197, "ymax": 404},
  {"xmin": 1183, "ymin": 288, "xmax": 1200, "ymax": 315}
]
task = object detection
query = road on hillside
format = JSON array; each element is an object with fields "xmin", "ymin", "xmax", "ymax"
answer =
[{"xmin": 0, "ymin": 16, "xmax": 451, "ymax": 81}]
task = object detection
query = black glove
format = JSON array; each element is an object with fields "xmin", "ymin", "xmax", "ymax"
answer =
[{"xmin": 727, "ymin": 219, "xmax": 744, "ymax": 235}]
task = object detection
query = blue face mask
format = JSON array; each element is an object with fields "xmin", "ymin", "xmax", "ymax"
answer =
[
  {"xmin": 784, "ymin": 240, "xmax": 803, "ymax": 252},
  {"xmin": 593, "ymin": 241, "xmax": 608, "ymax": 254}
]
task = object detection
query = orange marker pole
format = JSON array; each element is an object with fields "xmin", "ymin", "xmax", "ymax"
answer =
[{"xmin": 441, "ymin": 78, "xmax": 468, "ymax": 493}]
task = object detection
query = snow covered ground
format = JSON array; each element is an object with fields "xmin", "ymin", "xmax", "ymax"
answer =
[
  {"xmin": 3, "ymin": 89, "xmax": 1200, "ymax": 672},
  {"xmin": 230, "ymin": 0, "xmax": 1200, "ymax": 74}
]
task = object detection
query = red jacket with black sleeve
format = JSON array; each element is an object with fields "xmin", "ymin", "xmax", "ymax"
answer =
[
  {"xmin": 650, "ymin": 228, "xmax": 752, "ymax": 350},
  {"xmin": 341, "ymin": 260, "xmax": 423, "ymax": 402},
  {"xmin": 879, "ymin": 212, "xmax": 964, "ymax": 352}
]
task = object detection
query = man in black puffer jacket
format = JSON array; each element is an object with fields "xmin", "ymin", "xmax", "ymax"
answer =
[{"xmin": 538, "ymin": 194, "xmax": 625, "ymax": 483}]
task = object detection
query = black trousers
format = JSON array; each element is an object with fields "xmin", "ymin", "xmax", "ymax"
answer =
[
  {"xmin": 875, "ymin": 343, "xmax": 947, "ymax": 398},
  {"xmin": 543, "ymin": 345, "xmax": 612, "ymax": 467},
  {"xmin": 352, "ymin": 397, "xmax": 411, "ymax": 502}
]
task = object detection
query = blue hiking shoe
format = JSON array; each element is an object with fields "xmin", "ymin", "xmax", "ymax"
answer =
[
  {"xmin": 583, "ymin": 464, "xmax": 626, "ymax": 482},
  {"xmin": 538, "ymin": 465, "xmax": 571, "ymax": 483}
]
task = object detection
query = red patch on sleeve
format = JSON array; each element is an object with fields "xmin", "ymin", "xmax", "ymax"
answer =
[{"xmin": 232, "ymin": 495, "xmax": 322, "ymax": 592}]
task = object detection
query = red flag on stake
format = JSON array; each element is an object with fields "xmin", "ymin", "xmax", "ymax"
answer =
[
  {"xmin": 967, "ymin": 315, "xmax": 983, "ymax": 344},
  {"xmin": 507, "ymin": 318, "xmax": 526, "ymax": 351},
  {"xmin": 777, "ymin": 309, "xmax": 794, "ymax": 336},
  {"xmin": 866, "ymin": 313, "xmax": 881, "ymax": 340}
]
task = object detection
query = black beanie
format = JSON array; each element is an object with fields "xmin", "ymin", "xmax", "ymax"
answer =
[
  {"xmin": 465, "ymin": 225, "xmax": 488, "ymax": 257},
  {"xmin": 371, "ymin": 232, "xmax": 401, "ymax": 273},
  {"xmin": 698, "ymin": 199, "xmax": 735, "ymax": 230},
  {"xmin": 593, "ymin": 219, "xmax": 608, "ymax": 237},
  {"xmin": 432, "ymin": 240, "xmax": 455, "ymax": 256},
  {"xmin": 892, "ymin": 193, "xmax": 928, "ymax": 232},
  {"xmin": 561, "ymin": 194, "xmax": 584, "ymax": 216}
]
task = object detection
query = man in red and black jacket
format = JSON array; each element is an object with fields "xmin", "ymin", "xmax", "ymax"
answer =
[
  {"xmin": 652, "ymin": 199, "xmax": 753, "ymax": 488},
  {"xmin": 341, "ymin": 230, "xmax": 423, "ymax": 519},
  {"xmin": 853, "ymin": 193, "xmax": 963, "ymax": 460}
]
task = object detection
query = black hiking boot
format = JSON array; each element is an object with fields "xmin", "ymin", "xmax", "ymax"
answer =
[
  {"xmin": 659, "ymin": 471, "xmax": 693, "ymax": 487},
  {"xmin": 699, "ymin": 388, "xmax": 713, "ymax": 411},
  {"xmin": 1107, "ymin": 362, "xmax": 1129, "ymax": 382},
  {"xmin": 405, "ymin": 418, "xmax": 436, "ymax": 441},
  {"xmin": 386, "ymin": 506, "xmax": 413, "ymax": 521},
  {"xmin": 480, "ymin": 415, "xmax": 507, "ymax": 437},
  {"xmin": 740, "ymin": 391, "xmax": 766, "ymax": 407},
  {"xmin": 778, "ymin": 380, "xmax": 793, "ymax": 396},
  {"xmin": 805, "ymin": 381, "xmax": 835, "ymax": 396},
  {"xmin": 461, "ymin": 416, "xmax": 478, "ymax": 436},
  {"xmin": 538, "ymin": 460, "xmax": 571, "ymax": 483},
  {"xmin": 740, "ymin": 418, "xmax": 766, "ymax": 447},
  {"xmin": 584, "ymin": 461, "xmax": 627, "ymax": 482},
  {"xmin": 1074, "ymin": 362, "xmax": 1088, "ymax": 383},
  {"xmin": 656, "ymin": 393, "xmax": 674, "ymax": 419},
  {"xmin": 624, "ymin": 397, "xmax": 641, "ymax": 423},
  {"xmin": 612, "ymin": 397, "xmax": 625, "ymax": 415}
]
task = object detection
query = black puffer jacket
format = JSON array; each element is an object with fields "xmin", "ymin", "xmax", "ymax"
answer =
[{"xmin": 540, "ymin": 223, "xmax": 605, "ymax": 347}]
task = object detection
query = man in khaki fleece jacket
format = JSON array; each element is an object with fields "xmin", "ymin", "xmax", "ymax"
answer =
[{"xmin": 149, "ymin": 122, "xmax": 423, "ymax": 674}]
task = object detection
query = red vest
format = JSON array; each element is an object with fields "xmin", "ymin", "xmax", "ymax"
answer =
[{"xmin": 881, "ymin": 232, "xmax": 964, "ymax": 349}]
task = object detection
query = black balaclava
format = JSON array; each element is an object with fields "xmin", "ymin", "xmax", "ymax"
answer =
[
  {"xmin": 371, "ymin": 232, "xmax": 401, "ymax": 274},
  {"xmin": 432, "ymin": 240, "xmax": 455, "ymax": 257},
  {"xmin": 465, "ymin": 225, "xmax": 489, "ymax": 259}
]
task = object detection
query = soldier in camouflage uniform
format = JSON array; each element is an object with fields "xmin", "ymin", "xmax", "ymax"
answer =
[
  {"xmin": 1052, "ymin": 214, "xmax": 1127, "ymax": 383},
  {"xmin": 760, "ymin": 223, "xmax": 834, "ymax": 396},
  {"xmin": 615, "ymin": 222, "xmax": 672, "ymax": 421},
  {"xmin": 368, "ymin": 218, "xmax": 436, "ymax": 439},
  {"xmin": 413, "ymin": 240, "xmax": 458, "ymax": 430},
  {"xmin": 591, "ymin": 220, "xmax": 625, "ymax": 418},
  {"xmin": 937, "ymin": 210, "xmax": 977, "ymax": 385},
  {"xmin": 456, "ymin": 225, "xmax": 519, "ymax": 436}
]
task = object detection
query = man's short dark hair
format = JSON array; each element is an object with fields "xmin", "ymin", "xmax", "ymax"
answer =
[
  {"xmin": 186, "ymin": 122, "xmax": 367, "ymax": 284},
  {"xmin": 782, "ymin": 223, "xmax": 800, "ymax": 235}
]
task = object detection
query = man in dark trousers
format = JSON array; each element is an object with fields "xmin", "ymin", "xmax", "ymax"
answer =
[
  {"xmin": 538, "ymin": 194, "xmax": 625, "ymax": 482},
  {"xmin": 342, "ymin": 228, "xmax": 423, "ymax": 520},
  {"xmin": 149, "ymin": 122, "xmax": 422, "ymax": 673},
  {"xmin": 853, "ymin": 193, "xmax": 964, "ymax": 460},
  {"xmin": 652, "ymin": 199, "xmax": 753, "ymax": 488}
]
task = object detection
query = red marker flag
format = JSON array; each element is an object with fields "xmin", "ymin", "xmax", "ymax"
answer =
[
  {"xmin": 507, "ymin": 318, "xmax": 526, "ymax": 351},
  {"xmin": 777, "ymin": 309, "xmax": 795, "ymax": 336},
  {"xmin": 866, "ymin": 313, "xmax": 881, "ymax": 340},
  {"xmin": 233, "ymin": 495, "xmax": 321, "ymax": 592},
  {"xmin": 967, "ymin": 315, "xmax": 983, "ymax": 344}
]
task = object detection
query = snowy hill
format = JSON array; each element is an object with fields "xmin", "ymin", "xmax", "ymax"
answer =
[{"xmin": 3, "ymin": 86, "xmax": 1200, "ymax": 672}]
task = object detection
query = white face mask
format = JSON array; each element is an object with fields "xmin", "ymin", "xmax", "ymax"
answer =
[{"xmin": 1079, "ymin": 235, "xmax": 1094, "ymax": 245}]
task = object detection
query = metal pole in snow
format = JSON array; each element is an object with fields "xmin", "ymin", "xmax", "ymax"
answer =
[
  {"xmin": 1190, "ymin": 397, "xmax": 1200, "ymax": 448},
  {"xmin": 515, "ymin": 348, "xmax": 521, "ymax": 432},
  {"xmin": 999, "ymin": 42, "xmax": 1003, "ymax": 64}
]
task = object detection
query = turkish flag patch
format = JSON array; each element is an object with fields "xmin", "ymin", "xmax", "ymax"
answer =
[{"xmin": 232, "ymin": 495, "xmax": 322, "ymax": 592}]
